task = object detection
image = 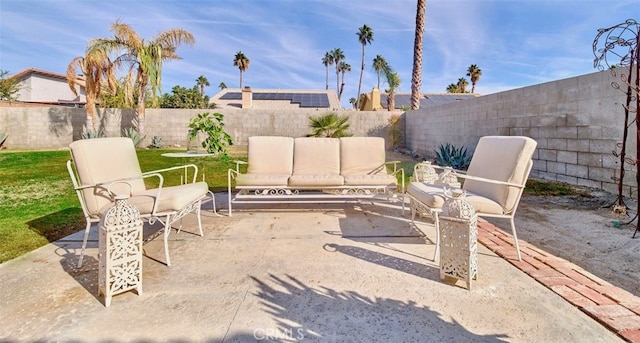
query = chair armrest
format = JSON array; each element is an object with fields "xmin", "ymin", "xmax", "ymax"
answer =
[
  {"xmin": 385, "ymin": 160, "xmax": 401, "ymax": 173},
  {"xmin": 454, "ymin": 173, "xmax": 523, "ymax": 188},
  {"xmin": 233, "ymin": 160, "xmax": 248, "ymax": 173},
  {"xmin": 142, "ymin": 164, "xmax": 199, "ymax": 183}
]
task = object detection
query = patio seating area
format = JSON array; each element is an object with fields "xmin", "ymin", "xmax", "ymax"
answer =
[{"xmin": 0, "ymin": 194, "xmax": 635, "ymax": 342}]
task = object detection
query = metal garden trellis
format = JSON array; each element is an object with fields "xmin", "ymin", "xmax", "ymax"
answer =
[{"xmin": 592, "ymin": 19, "xmax": 640, "ymax": 237}]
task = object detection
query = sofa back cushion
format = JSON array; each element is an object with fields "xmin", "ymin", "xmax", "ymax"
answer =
[
  {"xmin": 69, "ymin": 137, "xmax": 146, "ymax": 215},
  {"xmin": 340, "ymin": 137, "xmax": 386, "ymax": 175},
  {"xmin": 463, "ymin": 136, "xmax": 537, "ymax": 213},
  {"xmin": 293, "ymin": 137, "xmax": 341, "ymax": 175},
  {"xmin": 247, "ymin": 136, "xmax": 295, "ymax": 175}
]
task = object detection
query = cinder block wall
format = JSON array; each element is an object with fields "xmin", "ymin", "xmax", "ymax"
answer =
[
  {"xmin": 405, "ymin": 68, "xmax": 637, "ymax": 197},
  {"xmin": 0, "ymin": 107, "xmax": 397, "ymax": 149}
]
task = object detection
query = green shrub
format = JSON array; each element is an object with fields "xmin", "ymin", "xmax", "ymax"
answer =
[
  {"xmin": 307, "ymin": 112, "xmax": 352, "ymax": 138},
  {"xmin": 188, "ymin": 112, "xmax": 233, "ymax": 156},
  {"xmin": 122, "ymin": 127, "xmax": 146, "ymax": 147},
  {"xmin": 149, "ymin": 135, "xmax": 163, "ymax": 148},
  {"xmin": 434, "ymin": 143, "xmax": 472, "ymax": 170}
]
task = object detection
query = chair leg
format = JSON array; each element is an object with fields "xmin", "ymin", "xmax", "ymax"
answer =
[
  {"xmin": 197, "ymin": 200, "xmax": 203, "ymax": 236},
  {"xmin": 77, "ymin": 219, "xmax": 92, "ymax": 268},
  {"xmin": 163, "ymin": 215, "xmax": 173, "ymax": 266},
  {"xmin": 433, "ymin": 211, "xmax": 440, "ymax": 262},
  {"xmin": 510, "ymin": 217, "xmax": 522, "ymax": 261}
]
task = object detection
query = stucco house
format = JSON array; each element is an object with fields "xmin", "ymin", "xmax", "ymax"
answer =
[{"xmin": 10, "ymin": 68, "xmax": 86, "ymax": 106}]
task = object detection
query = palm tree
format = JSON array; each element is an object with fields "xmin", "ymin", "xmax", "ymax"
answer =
[
  {"xmin": 411, "ymin": 0, "xmax": 427, "ymax": 110},
  {"xmin": 322, "ymin": 51, "xmax": 334, "ymax": 91},
  {"xmin": 233, "ymin": 51, "xmax": 250, "ymax": 88},
  {"xmin": 338, "ymin": 61, "xmax": 351, "ymax": 101},
  {"xmin": 196, "ymin": 75, "xmax": 210, "ymax": 96},
  {"xmin": 355, "ymin": 24, "xmax": 374, "ymax": 111},
  {"xmin": 385, "ymin": 71, "xmax": 400, "ymax": 111},
  {"xmin": 466, "ymin": 64, "xmax": 482, "ymax": 93},
  {"xmin": 88, "ymin": 20, "xmax": 194, "ymax": 136},
  {"xmin": 372, "ymin": 55, "xmax": 391, "ymax": 89},
  {"xmin": 330, "ymin": 48, "xmax": 345, "ymax": 99},
  {"xmin": 349, "ymin": 97, "xmax": 357, "ymax": 109},
  {"xmin": 219, "ymin": 82, "xmax": 227, "ymax": 90},
  {"xmin": 457, "ymin": 77, "xmax": 469, "ymax": 93},
  {"xmin": 66, "ymin": 48, "xmax": 117, "ymax": 131},
  {"xmin": 307, "ymin": 112, "xmax": 351, "ymax": 137},
  {"xmin": 446, "ymin": 83, "xmax": 459, "ymax": 93}
]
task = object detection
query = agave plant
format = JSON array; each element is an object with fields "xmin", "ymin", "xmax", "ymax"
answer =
[
  {"xmin": 81, "ymin": 129, "xmax": 105, "ymax": 140},
  {"xmin": 434, "ymin": 143, "xmax": 472, "ymax": 170},
  {"xmin": 149, "ymin": 135, "xmax": 163, "ymax": 148},
  {"xmin": 122, "ymin": 127, "xmax": 146, "ymax": 147},
  {"xmin": 0, "ymin": 131, "xmax": 7, "ymax": 149}
]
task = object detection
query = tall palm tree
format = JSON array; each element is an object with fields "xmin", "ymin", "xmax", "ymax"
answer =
[
  {"xmin": 66, "ymin": 48, "xmax": 117, "ymax": 131},
  {"xmin": 330, "ymin": 48, "xmax": 345, "ymax": 99},
  {"xmin": 196, "ymin": 75, "xmax": 210, "ymax": 96},
  {"xmin": 411, "ymin": 0, "xmax": 427, "ymax": 110},
  {"xmin": 385, "ymin": 71, "xmax": 400, "ymax": 111},
  {"xmin": 372, "ymin": 55, "xmax": 391, "ymax": 90},
  {"xmin": 219, "ymin": 82, "xmax": 227, "ymax": 90},
  {"xmin": 466, "ymin": 64, "xmax": 482, "ymax": 93},
  {"xmin": 457, "ymin": 77, "xmax": 469, "ymax": 93},
  {"xmin": 355, "ymin": 25, "xmax": 374, "ymax": 111},
  {"xmin": 338, "ymin": 62, "xmax": 351, "ymax": 101},
  {"xmin": 234, "ymin": 51, "xmax": 250, "ymax": 89},
  {"xmin": 322, "ymin": 51, "xmax": 334, "ymax": 91},
  {"xmin": 89, "ymin": 20, "xmax": 194, "ymax": 136}
]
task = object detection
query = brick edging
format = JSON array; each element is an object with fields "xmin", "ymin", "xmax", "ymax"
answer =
[{"xmin": 477, "ymin": 221, "xmax": 640, "ymax": 343}]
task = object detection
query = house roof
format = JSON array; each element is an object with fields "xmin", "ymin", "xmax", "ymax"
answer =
[
  {"xmin": 10, "ymin": 68, "xmax": 68, "ymax": 81},
  {"xmin": 210, "ymin": 88, "xmax": 341, "ymax": 110}
]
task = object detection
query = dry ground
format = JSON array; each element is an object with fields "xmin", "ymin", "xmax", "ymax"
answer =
[
  {"xmin": 513, "ymin": 189, "xmax": 640, "ymax": 297},
  {"xmin": 390, "ymin": 149, "xmax": 640, "ymax": 297}
]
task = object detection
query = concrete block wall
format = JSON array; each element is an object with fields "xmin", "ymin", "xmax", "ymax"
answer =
[
  {"xmin": 405, "ymin": 68, "xmax": 638, "ymax": 197},
  {"xmin": 0, "ymin": 107, "xmax": 396, "ymax": 149}
]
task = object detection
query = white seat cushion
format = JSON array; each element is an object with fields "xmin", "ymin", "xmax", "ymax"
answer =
[
  {"xmin": 340, "ymin": 137, "xmax": 387, "ymax": 175},
  {"xmin": 407, "ymin": 182, "xmax": 504, "ymax": 215},
  {"xmin": 121, "ymin": 182, "xmax": 208, "ymax": 215},
  {"xmin": 343, "ymin": 174, "xmax": 397, "ymax": 186},
  {"xmin": 463, "ymin": 136, "xmax": 537, "ymax": 213},
  {"xmin": 235, "ymin": 174, "xmax": 291, "ymax": 187},
  {"xmin": 292, "ymin": 137, "xmax": 341, "ymax": 175},
  {"xmin": 246, "ymin": 136, "xmax": 295, "ymax": 175},
  {"xmin": 288, "ymin": 174, "xmax": 344, "ymax": 187}
]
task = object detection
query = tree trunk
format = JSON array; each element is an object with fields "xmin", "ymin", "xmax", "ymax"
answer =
[
  {"xmin": 411, "ymin": 0, "xmax": 426, "ymax": 110},
  {"xmin": 356, "ymin": 46, "xmax": 365, "ymax": 111},
  {"xmin": 85, "ymin": 94, "xmax": 97, "ymax": 132}
]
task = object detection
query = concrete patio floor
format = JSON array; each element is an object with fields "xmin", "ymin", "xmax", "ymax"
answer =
[{"xmin": 0, "ymin": 195, "xmax": 631, "ymax": 342}]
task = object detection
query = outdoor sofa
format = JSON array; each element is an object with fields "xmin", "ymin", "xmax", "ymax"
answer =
[{"xmin": 227, "ymin": 136, "xmax": 404, "ymax": 215}]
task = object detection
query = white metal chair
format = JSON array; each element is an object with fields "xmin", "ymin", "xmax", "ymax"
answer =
[
  {"xmin": 67, "ymin": 137, "xmax": 209, "ymax": 267},
  {"xmin": 406, "ymin": 136, "xmax": 537, "ymax": 261}
]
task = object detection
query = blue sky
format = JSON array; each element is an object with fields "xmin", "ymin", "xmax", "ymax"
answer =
[{"xmin": 1, "ymin": 0, "xmax": 638, "ymax": 107}]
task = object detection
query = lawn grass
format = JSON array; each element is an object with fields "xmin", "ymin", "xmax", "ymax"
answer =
[{"xmin": 0, "ymin": 147, "xmax": 245, "ymax": 263}]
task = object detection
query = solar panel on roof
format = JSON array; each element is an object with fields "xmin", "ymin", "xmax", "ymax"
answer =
[
  {"xmin": 220, "ymin": 92, "xmax": 242, "ymax": 100},
  {"xmin": 221, "ymin": 91, "xmax": 330, "ymax": 108}
]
